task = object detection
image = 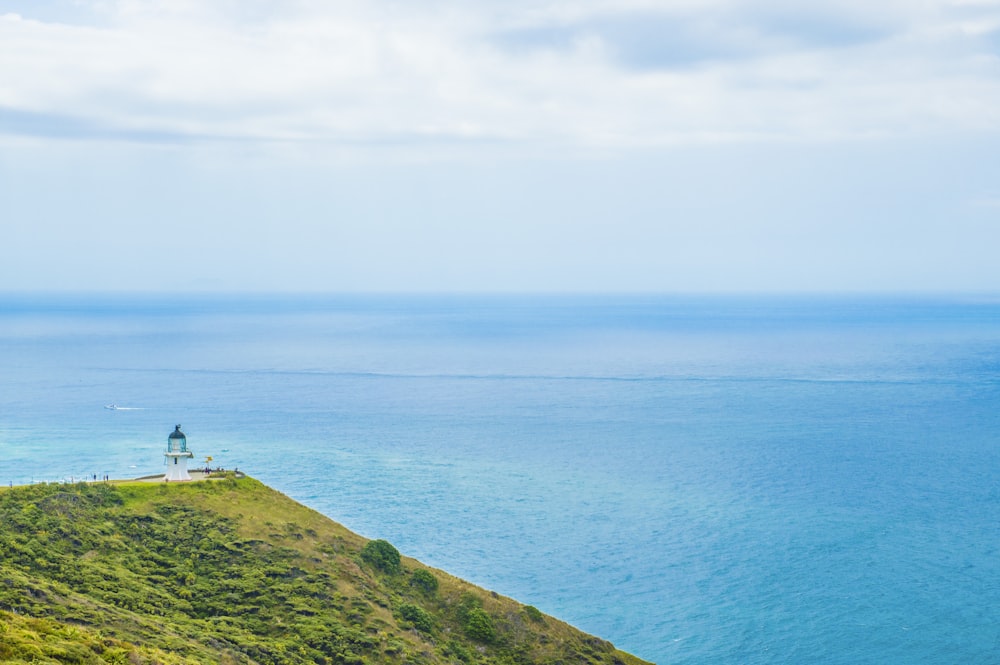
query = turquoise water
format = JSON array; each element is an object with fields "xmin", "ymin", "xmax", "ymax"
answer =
[{"xmin": 1, "ymin": 294, "xmax": 999, "ymax": 663}]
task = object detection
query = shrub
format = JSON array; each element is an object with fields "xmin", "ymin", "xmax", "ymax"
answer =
[
  {"xmin": 523, "ymin": 605, "xmax": 545, "ymax": 623},
  {"xmin": 463, "ymin": 607, "xmax": 496, "ymax": 643},
  {"xmin": 444, "ymin": 640, "xmax": 472, "ymax": 663},
  {"xmin": 360, "ymin": 539, "xmax": 400, "ymax": 574},
  {"xmin": 101, "ymin": 646, "xmax": 130, "ymax": 664},
  {"xmin": 456, "ymin": 592, "xmax": 481, "ymax": 615},
  {"xmin": 397, "ymin": 603, "xmax": 434, "ymax": 633},
  {"xmin": 409, "ymin": 569, "xmax": 438, "ymax": 595}
]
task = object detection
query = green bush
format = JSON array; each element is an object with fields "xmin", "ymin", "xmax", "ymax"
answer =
[
  {"xmin": 463, "ymin": 607, "xmax": 496, "ymax": 643},
  {"xmin": 523, "ymin": 605, "xmax": 545, "ymax": 623},
  {"xmin": 397, "ymin": 602, "xmax": 434, "ymax": 633},
  {"xmin": 409, "ymin": 569, "xmax": 438, "ymax": 595},
  {"xmin": 360, "ymin": 539, "xmax": 400, "ymax": 574},
  {"xmin": 444, "ymin": 639, "xmax": 472, "ymax": 663},
  {"xmin": 456, "ymin": 592, "xmax": 481, "ymax": 614}
]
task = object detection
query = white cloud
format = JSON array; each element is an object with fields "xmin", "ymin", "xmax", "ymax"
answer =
[{"xmin": 0, "ymin": 1, "xmax": 999, "ymax": 149}]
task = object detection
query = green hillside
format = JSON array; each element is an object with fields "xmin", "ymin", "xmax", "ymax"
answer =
[{"xmin": 0, "ymin": 476, "xmax": 651, "ymax": 665}]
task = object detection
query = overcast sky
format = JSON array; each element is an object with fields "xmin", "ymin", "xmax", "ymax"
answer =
[{"xmin": 2, "ymin": 0, "xmax": 999, "ymax": 293}]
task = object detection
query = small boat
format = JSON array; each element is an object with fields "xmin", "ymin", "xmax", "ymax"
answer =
[{"xmin": 105, "ymin": 404, "xmax": 118, "ymax": 410}]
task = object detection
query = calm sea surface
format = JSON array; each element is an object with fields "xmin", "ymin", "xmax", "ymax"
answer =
[{"xmin": 1, "ymin": 294, "xmax": 999, "ymax": 664}]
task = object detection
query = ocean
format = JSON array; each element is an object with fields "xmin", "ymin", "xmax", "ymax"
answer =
[{"xmin": 1, "ymin": 293, "xmax": 998, "ymax": 664}]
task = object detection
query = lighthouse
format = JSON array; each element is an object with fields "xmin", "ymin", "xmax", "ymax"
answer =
[{"xmin": 164, "ymin": 425, "xmax": 194, "ymax": 481}]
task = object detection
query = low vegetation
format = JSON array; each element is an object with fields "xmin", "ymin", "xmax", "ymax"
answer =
[{"xmin": 0, "ymin": 476, "xmax": 650, "ymax": 665}]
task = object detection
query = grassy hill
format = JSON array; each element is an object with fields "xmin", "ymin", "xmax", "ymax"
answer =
[{"xmin": 0, "ymin": 475, "xmax": 651, "ymax": 665}]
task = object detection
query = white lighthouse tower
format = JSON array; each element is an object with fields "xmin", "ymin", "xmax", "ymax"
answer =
[{"xmin": 164, "ymin": 425, "xmax": 194, "ymax": 481}]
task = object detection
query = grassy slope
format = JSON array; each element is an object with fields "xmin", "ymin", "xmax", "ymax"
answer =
[{"xmin": 0, "ymin": 477, "xmax": 652, "ymax": 665}]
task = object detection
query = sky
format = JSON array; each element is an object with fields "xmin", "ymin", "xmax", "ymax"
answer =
[{"xmin": 1, "ymin": 0, "xmax": 999, "ymax": 293}]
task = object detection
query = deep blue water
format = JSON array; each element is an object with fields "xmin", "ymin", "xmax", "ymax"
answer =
[{"xmin": 1, "ymin": 294, "xmax": 999, "ymax": 664}]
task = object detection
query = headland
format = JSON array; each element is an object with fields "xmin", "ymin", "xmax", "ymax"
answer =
[{"xmin": 0, "ymin": 474, "xmax": 652, "ymax": 665}]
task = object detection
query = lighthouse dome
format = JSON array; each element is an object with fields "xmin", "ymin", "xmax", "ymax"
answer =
[{"xmin": 167, "ymin": 425, "xmax": 188, "ymax": 453}]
